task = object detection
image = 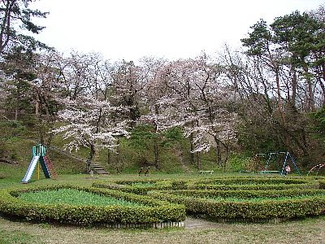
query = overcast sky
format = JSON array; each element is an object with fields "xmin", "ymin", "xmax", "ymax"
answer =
[{"xmin": 30, "ymin": 0, "xmax": 324, "ymax": 61}]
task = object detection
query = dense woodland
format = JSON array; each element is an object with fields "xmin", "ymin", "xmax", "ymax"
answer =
[{"xmin": 0, "ymin": 1, "xmax": 324, "ymax": 173}]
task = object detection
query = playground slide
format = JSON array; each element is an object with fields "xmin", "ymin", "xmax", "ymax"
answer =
[{"xmin": 21, "ymin": 156, "xmax": 40, "ymax": 183}]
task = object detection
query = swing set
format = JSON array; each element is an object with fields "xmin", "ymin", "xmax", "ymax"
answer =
[{"xmin": 257, "ymin": 151, "xmax": 301, "ymax": 175}]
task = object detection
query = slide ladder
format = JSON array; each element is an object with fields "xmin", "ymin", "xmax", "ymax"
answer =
[{"xmin": 44, "ymin": 156, "xmax": 58, "ymax": 179}]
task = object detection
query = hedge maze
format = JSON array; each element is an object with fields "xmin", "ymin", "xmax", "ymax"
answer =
[
  {"xmin": 0, "ymin": 176, "xmax": 324, "ymax": 227},
  {"xmin": 94, "ymin": 177, "xmax": 325, "ymax": 223}
]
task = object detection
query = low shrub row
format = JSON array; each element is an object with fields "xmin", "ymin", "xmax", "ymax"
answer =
[
  {"xmin": 0, "ymin": 185, "xmax": 186, "ymax": 226},
  {"xmin": 160, "ymin": 188, "xmax": 325, "ymax": 199},
  {"xmin": 193, "ymin": 177, "xmax": 310, "ymax": 185},
  {"xmin": 93, "ymin": 180, "xmax": 189, "ymax": 194},
  {"xmin": 148, "ymin": 190, "xmax": 325, "ymax": 221},
  {"xmin": 93, "ymin": 177, "xmax": 320, "ymax": 194},
  {"xmin": 190, "ymin": 182, "xmax": 319, "ymax": 191}
]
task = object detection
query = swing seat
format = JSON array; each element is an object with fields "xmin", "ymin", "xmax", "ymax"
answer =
[{"xmin": 260, "ymin": 170, "xmax": 280, "ymax": 174}]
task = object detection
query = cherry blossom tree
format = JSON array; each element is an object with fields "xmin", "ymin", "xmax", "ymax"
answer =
[
  {"xmin": 50, "ymin": 52, "xmax": 130, "ymax": 164},
  {"xmin": 54, "ymin": 97, "xmax": 129, "ymax": 162},
  {"xmin": 143, "ymin": 55, "xmax": 237, "ymax": 169}
]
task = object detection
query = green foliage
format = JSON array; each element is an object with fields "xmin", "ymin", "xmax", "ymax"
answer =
[
  {"xmin": 271, "ymin": 11, "xmax": 324, "ymax": 67},
  {"xmin": 0, "ymin": 185, "xmax": 186, "ymax": 226},
  {"xmin": 161, "ymin": 127, "xmax": 186, "ymax": 148},
  {"xmin": 93, "ymin": 177, "xmax": 319, "ymax": 195},
  {"xmin": 149, "ymin": 189, "xmax": 325, "ymax": 221},
  {"xmin": 241, "ymin": 19, "xmax": 272, "ymax": 55},
  {"xmin": 93, "ymin": 179, "xmax": 181, "ymax": 195},
  {"xmin": 236, "ymin": 118, "xmax": 282, "ymax": 154},
  {"xmin": 0, "ymin": 0, "xmax": 49, "ymax": 55},
  {"xmin": 161, "ymin": 188, "xmax": 325, "ymax": 199},
  {"xmin": 238, "ymin": 9, "xmax": 325, "ymax": 168},
  {"xmin": 0, "ymin": 121, "xmax": 26, "ymax": 139},
  {"xmin": 127, "ymin": 125, "xmax": 157, "ymax": 151},
  {"xmin": 191, "ymin": 178, "xmax": 319, "ymax": 190},
  {"xmin": 144, "ymin": 176, "xmax": 324, "ymax": 221},
  {"xmin": 227, "ymin": 154, "xmax": 253, "ymax": 172}
]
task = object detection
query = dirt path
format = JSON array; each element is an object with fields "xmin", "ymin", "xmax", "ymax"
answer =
[{"xmin": 184, "ymin": 217, "xmax": 221, "ymax": 229}]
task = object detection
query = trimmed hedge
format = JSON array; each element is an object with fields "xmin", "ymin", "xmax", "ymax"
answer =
[
  {"xmin": 148, "ymin": 190, "xmax": 325, "ymax": 221},
  {"xmin": 193, "ymin": 177, "xmax": 311, "ymax": 185},
  {"xmin": 91, "ymin": 177, "xmax": 324, "ymax": 223},
  {"xmin": 93, "ymin": 179, "xmax": 188, "ymax": 194},
  {"xmin": 191, "ymin": 177, "xmax": 320, "ymax": 190},
  {"xmin": 0, "ymin": 185, "xmax": 186, "ymax": 226},
  {"xmin": 93, "ymin": 177, "xmax": 319, "ymax": 194},
  {"xmin": 160, "ymin": 189, "xmax": 325, "ymax": 199},
  {"xmin": 190, "ymin": 182, "xmax": 319, "ymax": 191}
]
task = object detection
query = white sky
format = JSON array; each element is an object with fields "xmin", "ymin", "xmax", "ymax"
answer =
[{"xmin": 30, "ymin": 0, "xmax": 324, "ymax": 61}]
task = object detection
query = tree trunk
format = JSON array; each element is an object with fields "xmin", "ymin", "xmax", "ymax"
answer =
[
  {"xmin": 189, "ymin": 133, "xmax": 195, "ymax": 165},
  {"xmin": 215, "ymin": 139, "xmax": 222, "ymax": 165},
  {"xmin": 153, "ymin": 137, "xmax": 160, "ymax": 169},
  {"xmin": 304, "ymin": 66, "xmax": 315, "ymax": 112},
  {"xmin": 291, "ymin": 66, "xmax": 297, "ymax": 107},
  {"xmin": 89, "ymin": 144, "xmax": 96, "ymax": 161},
  {"xmin": 318, "ymin": 77, "xmax": 325, "ymax": 106},
  {"xmin": 107, "ymin": 149, "xmax": 111, "ymax": 165},
  {"xmin": 196, "ymin": 152, "xmax": 202, "ymax": 170},
  {"xmin": 116, "ymin": 143, "xmax": 121, "ymax": 173}
]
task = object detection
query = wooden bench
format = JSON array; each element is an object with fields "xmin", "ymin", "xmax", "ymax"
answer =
[{"xmin": 199, "ymin": 170, "xmax": 214, "ymax": 174}]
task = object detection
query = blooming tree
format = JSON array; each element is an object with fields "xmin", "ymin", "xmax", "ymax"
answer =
[
  {"xmin": 54, "ymin": 97, "xmax": 129, "ymax": 162},
  {"xmin": 145, "ymin": 55, "xmax": 237, "ymax": 168}
]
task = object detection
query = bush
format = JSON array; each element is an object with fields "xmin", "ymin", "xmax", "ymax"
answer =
[
  {"xmin": 93, "ymin": 179, "xmax": 188, "ymax": 194},
  {"xmin": 0, "ymin": 185, "xmax": 186, "ymax": 227},
  {"xmin": 190, "ymin": 177, "xmax": 319, "ymax": 190},
  {"xmin": 148, "ymin": 190, "xmax": 325, "ymax": 222},
  {"xmin": 93, "ymin": 177, "xmax": 320, "ymax": 194},
  {"xmin": 161, "ymin": 188, "xmax": 325, "ymax": 199},
  {"xmin": 92, "ymin": 176, "xmax": 324, "ymax": 222}
]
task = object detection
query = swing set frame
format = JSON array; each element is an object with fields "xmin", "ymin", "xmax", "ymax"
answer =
[{"xmin": 258, "ymin": 151, "xmax": 301, "ymax": 175}]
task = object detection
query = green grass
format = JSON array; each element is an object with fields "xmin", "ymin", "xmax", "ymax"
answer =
[
  {"xmin": 18, "ymin": 188, "xmax": 145, "ymax": 207},
  {"xmin": 0, "ymin": 229, "xmax": 39, "ymax": 244}
]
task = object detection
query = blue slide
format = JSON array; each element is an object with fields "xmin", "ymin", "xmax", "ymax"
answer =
[{"xmin": 21, "ymin": 156, "xmax": 40, "ymax": 183}]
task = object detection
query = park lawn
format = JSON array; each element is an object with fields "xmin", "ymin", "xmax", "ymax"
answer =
[
  {"xmin": 0, "ymin": 173, "xmax": 324, "ymax": 244},
  {"xmin": 0, "ymin": 212, "xmax": 324, "ymax": 244}
]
